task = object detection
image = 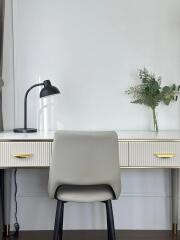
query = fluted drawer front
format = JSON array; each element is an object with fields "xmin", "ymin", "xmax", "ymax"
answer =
[
  {"xmin": 118, "ymin": 142, "xmax": 128, "ymax": 166},
  {"xmin": 129, "ymin": 142, "xmax": 180, "ymax": 167},
  {"xmin": 0, "ymin": 141, "xmax": 127, "ymax": 168},
  {"xmin": 0, "ymin": 142, "xmax": 52, "ymax": 167}
]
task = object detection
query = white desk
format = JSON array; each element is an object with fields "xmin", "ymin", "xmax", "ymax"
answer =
[{"xmin": 0, "ymin": 130, "xmax": 179, "ymax": 235}]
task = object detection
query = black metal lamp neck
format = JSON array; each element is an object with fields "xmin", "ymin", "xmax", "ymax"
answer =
[
  {"xmin": 43, "ymin": 80, "xmax": 51, "ymax": 87},
  {"xmin": 24, "ymin": 83, "xmax": 44, "ymax": 129}
]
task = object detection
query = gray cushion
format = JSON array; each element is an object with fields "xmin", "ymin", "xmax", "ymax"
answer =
[{"xmin": 56, "ymin": 185, "xmax": 114, "ymax": 202}]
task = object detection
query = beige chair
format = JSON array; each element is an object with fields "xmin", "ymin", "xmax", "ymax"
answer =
[{"xmin": 48, "ymin": 131, "xmax": 121, "ymax": 240}]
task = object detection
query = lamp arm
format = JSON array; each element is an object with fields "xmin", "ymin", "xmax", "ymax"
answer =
[{"xmin": 24, "ymin": 83, "xmax": 44, "ymax": 129}]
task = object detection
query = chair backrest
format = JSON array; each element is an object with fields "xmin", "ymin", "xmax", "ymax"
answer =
[{"xmin": 48, "ymin": 131, "xmax": 121, "ymax": 199}]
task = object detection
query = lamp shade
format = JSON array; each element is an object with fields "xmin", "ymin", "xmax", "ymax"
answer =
[{"xmin": 40, "ymin": 80, "xmax": 60, "ymax": 98}]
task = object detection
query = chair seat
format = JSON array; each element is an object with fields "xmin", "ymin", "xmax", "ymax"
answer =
[{"xmin": 56, "ymin": 185, "xmax": 114, "ymax": 202}]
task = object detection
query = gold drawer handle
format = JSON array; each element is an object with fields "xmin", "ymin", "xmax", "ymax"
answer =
[
  {"xmin": 154, "ymin": 153, "xmax": 176, "ymax": 158},
  {"xmin": 13, "ymin": 153, "xmax": 33, "ymax": 159}
]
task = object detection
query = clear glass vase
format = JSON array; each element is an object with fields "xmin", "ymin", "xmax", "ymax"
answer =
[{"xmin": 151, "ymin": 107, "xmax": 158, "ymax": 132}]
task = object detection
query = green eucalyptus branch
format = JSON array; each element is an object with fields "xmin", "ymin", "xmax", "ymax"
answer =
[{"xmin": 126, "ymin": 68, "xmax": 180, "ymax": 132}]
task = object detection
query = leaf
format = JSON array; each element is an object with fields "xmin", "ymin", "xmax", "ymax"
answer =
[
  {"xmin": 172, "ymin": 84, "xmax": 176, "ymax": 91},
  {"xmin": 131, "ymin": 99, "xmax": 144, "ymax": 104},
  {"xmin": 162, "ymin": 86, "xmax": 170, "ymax": 93},
  {"xmin": 163, "ymin": 98, "xmax": 171, "ymax": 105}
]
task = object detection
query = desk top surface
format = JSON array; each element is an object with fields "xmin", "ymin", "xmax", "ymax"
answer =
[{"xmin": 0, "ymin": 130, "xmax": 180, "ymax": 141}]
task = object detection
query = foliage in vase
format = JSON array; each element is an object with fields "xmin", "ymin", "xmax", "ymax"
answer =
[{"xmin": 126, "ymin": 68, "xmax": 180, "ymax": 132}]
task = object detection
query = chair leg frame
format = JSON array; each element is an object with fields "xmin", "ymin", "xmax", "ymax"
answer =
[
  {"xmin": 105, "ymin": 200, "xmax": 116, "ymax": 240},
  {"xmin": 53, "ymin": 199, "xmax": 116, "ymax": 240},
  {"xmin": 53, "ymin": 200, "xmax": 64, "ymax": 240}
]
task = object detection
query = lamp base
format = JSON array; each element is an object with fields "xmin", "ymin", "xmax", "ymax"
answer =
[{"xmin": 13, "ymin": 128, "xmax": 37, "ymax": 133}]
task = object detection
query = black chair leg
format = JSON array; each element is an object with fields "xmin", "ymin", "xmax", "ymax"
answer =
[
  {"xmin": 58, "ymin": 201, "xmax": 64, "ymax": 240},
  {"xmin": 105, "ymin": 200, "xmax": 116, "ymax": 240},
  {"xmin": 53, "ymin": 200, "xmax": 64, "ymax": 240}
]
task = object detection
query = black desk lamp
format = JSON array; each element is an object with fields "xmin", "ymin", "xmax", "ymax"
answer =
[{"xmin": 14, "ymin": 80, "xmax": 60, "ymax": 133}]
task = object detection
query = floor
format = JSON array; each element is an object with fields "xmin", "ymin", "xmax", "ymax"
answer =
[{"xmin": 2, "ymin": 230, "xmax": 180, "ymax": 240}]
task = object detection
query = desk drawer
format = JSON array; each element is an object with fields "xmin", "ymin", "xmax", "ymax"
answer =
[
  {"xmin": 118, "ymin": 142, "xmax": 128, "ymax": 167},
  {"xmin": 129, "ymin": 142, "xmax": 180, "ymax": 167},
  {"xmin": 0, "ymin": 142, "xmax": 52, "ymax": 167}
]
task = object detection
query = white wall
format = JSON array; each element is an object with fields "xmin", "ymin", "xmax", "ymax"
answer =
[
  {"xmin": 3, "ymin": 0, "xmax": 14, "ymax": 129},
  {"xmin": 13, "ymin": 0, "xmax": 180, "ymax": 131},
  {"xmin": 4, "ymin": 0, "xmax": 180, "ymax": 230}
]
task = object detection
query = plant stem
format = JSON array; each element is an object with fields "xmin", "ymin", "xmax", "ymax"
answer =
[{"xmin": 152, "ymin": 107, "xmax": 158, "ymax": 132}]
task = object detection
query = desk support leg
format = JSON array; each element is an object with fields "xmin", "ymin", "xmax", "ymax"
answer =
[
  {"xmin": 3, "ymin": 170, "xmax": 11, "ymax": 237},
  {"xmin": 171, "ymin": 168, "xmax": 179, "ymax": 235},
  {"xmin": 0, "ymin": 169, "xmax": 4, "ymax": 239}
]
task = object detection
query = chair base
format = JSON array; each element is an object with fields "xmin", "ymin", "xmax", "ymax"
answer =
[{"xmin": 53, "ymin": 200, "xmax": 116, "ymax": 240}]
